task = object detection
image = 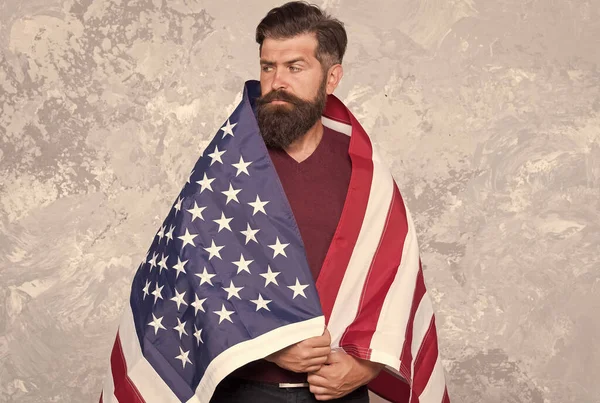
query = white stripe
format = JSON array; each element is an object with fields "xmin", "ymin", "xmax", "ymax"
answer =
[
  {"xmin": 410, "ymin": 294, "xmax": 434, "ymax": 365},
  {"xmin": 369, "ymin": 205, "xmax": 421, "ymax": 371},
  {"xmin": 418, "ymin": 354, "xmax": 446, "ymax": 402},
  {"xmin": 118, "ymin": 304, "xmax": 184, "ymax": 403},
  {"xmin": 102, "ymin": 360, "xmax": 116, "ymax": 403},
  {"xmin": 191, "ymin": 316, "xmax": 324, "ymax": 402},
  {"xmin": 322, "ymin": 116, "xmax": 352, "ymax": 135},
  {"xmin": 328, "ymin": 146, "xmax": 394, "ymax": 348}
]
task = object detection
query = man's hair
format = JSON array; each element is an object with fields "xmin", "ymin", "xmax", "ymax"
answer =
[{"xmin": 255, "ymin": 1, "xmax": 347, "ymax": 70}]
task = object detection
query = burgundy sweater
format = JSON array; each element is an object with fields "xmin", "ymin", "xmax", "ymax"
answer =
[{"xmin": 230, "ymin": 126, "xmax": 352, "ymax": 383}]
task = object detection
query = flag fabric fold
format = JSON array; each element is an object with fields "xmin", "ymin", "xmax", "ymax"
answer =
[{"xmin": 101, "ymin": 80, "xmax": 449, "ymax": 403}]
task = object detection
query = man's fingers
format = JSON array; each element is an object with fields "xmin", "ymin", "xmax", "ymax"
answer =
[{"xmin": 303, "ymin": 334, "xmax": 332, "ymax": 348}]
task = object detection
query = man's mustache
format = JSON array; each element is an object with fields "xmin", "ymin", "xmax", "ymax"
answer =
[{"xmin": 257, "ymin": 90, "xmax": 301, "ymax": 105}]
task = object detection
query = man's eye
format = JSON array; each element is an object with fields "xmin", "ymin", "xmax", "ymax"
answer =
[
  {"xmin": 289, "ymin": 66, "xmax": 301, "ymax": 72},
  {"xmin": 262, "ymin": 66, "xmax": 273, "ymax": 72}
]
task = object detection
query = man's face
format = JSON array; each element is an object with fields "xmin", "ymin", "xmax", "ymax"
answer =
[{"xmin": 256, "ymin": 34, "xmax": 329, "ymax": 149}]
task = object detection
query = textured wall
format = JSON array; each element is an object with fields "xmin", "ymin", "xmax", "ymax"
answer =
[{"xmin": 1, "ymin": 0, "xmax": 599, "ymax": 402}]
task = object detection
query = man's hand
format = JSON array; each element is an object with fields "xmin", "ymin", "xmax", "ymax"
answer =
[
  {"xmin": 307, "ymin": 350, "xmax": 384, "ymax": 401},
  {"xmin": 265, "ymin": 328, "xmax": 332, "ymax": 373}
]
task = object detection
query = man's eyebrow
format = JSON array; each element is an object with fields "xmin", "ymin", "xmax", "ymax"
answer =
[{"xmin": 260, "ymin": 57, "xmax": 308, "ymax": 65}]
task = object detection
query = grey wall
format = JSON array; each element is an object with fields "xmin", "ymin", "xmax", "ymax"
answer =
[{"xmin": 1, "ymin": 0, "xmax": 599, "ymax": 402}]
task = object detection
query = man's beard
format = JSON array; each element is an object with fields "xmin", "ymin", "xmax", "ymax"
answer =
[{"xmin": 256, "ymin": 77, "xmax": 327, "ymax": 149}]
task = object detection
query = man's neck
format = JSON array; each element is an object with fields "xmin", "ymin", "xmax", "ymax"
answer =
[{"xmin": 284, "ymin": 121, "xmax": 324, "ymax": 163}]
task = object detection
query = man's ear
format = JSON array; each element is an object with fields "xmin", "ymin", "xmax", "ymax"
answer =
[{"xmin": 326, "ymin": 64, "xmax": 344, "ymax": 95}]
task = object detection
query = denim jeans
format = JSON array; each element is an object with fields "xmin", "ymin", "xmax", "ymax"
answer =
[{"xmin": 210, "ymin": 377, "xmax": 370, "ymax": 403}]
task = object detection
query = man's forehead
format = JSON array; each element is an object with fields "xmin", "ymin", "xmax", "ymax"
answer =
[{"xmin": 260, "ymin": 34, "xmax": 318, "ymax": 62}]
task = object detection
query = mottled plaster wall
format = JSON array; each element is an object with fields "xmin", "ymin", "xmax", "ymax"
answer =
[{"xmin": 1, "ymin": 0, "xmax": 599, "ymax": 402}]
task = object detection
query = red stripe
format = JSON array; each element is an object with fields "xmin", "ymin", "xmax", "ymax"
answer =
[
  {"xmin": 442, "ymin": 387, "xmax": 450, "ymax": 403},
  {"xmin": 110, "ymin": 332, "xmax": 145, "ymax": 403},
  {"xmin": 399, "ymin": 266, "xmax": 426, "ymax": 382},
  {"xmin": 410, "ymin": 316, "xmax": 439, "ymax": 402},
  {"xmin": 368, "ymin": 370, "xmax": 411, "ymax": 403},
  {"xmin": 99, "ymin": 392, "xmax": 103, "ymax": 403},
  {"xmin": 316, "ymin": 96, "xmax": 374, "ymax": 322},
  {"xmin": 339, "ymin": 186, "xmax": 408, "ymax": 355}
]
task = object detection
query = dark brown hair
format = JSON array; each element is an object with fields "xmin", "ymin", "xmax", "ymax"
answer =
[{"xmin": 255, "ymin": 1, "xmax": 347, "ymax": 69}]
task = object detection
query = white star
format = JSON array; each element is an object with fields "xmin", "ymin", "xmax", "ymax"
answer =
[
  {"xmin": 220, "ymin": 119, "xmax": 237, "ymax": 138},
  {"xmin": 221, "ymin": 183, "xmax": 242, "ymax": 205},
  {"xmin": 288, "ymin": 278, "xmax": 309, "ymax": 299},
  {"xmin": 172, "ymin": 256, "xmax": 188, "ymax": 279},
  {"xmin": 222, "ymin": 280, "xmax": 244, "ymax": 300},
  {"xmin": 248, "ymin": 195, "xmax": 269, "ymax": 216},
  {"xmin": 173, "ymin": 317, "xmax": 188, "ymax": 339},
  {"xmin": 178, "ymin": 228, "xmax": 198, "ymax": 250},
  {"xmin": 165, "ymin": 225, "xmax": 175, "ymax": 244},
  {"xmin": 193, "ymin": 325, "xmax": 203, "ymax": 346},
  {"xmin": 213, "ymin": 212, "xmax": 233, "ymax": 232},
  {"xmin": 173, "ymin": 196, "xmax": 184, "ymax": 215},
  {"xmin": 208, "ymin": 145, "xmax": 226, "ymax": 166},
  {"xmin": 175, "ymin": 346, "xmax": 192, "ymax": 369},
  {"xmin": 268, "ymin": 237, "xmax": 289, "ymax": 258},
  {"xmin": 240, "ymin": 223, "xmax": 260, "ymax": 245},
  {"xmin": 142, "ymin": 279, "xmax": 151, "ymax": 300},
  {"xmin": 170, "ymin": 289, "xmax": 188, "ymax": 310},
  {"xmin": 147, "ymin": 252, "xmax": 158, "ymax": 270},
  {"xmin": 232, "ymin": 254, "xmax": 253, "ymax": 274},
  {"xmin": 250, "ymin": 294, "xmax": 272, "ymax": 311},
  {"xmin": 232, "ymin": 156, "xmax": 252, "ymax": 177},
  {"xmin": 196, "ymin": 173, "xmax": 215, "ymax": 193},
  {"xmin": 157, "ymin": 253, "xmax": 169, "ymax": 274},
  {"xmin": 151, "ymin": 283, "xmax": 164, "ymax": 304},
  {"xmin": 260, "ymin": 265, "xmax": 280, "ymax": 287},
  {"xmin": 204, "ymin": 239, "xmax": 224, "ymax": 260},
  {"xmin": 147, "ymin": 313, "xmax": 166, "ymax": 335},
  {"xmin": 195, "ymin": 267, "xmax": 216, "ymax": 286},
  {"xmin": 156, "ymin": 225, "xmax": 165, "ymax": 241},
  {"xmin": 186, "ymin": 201, "xmax": 206, "ymax": 222},
  {"xmin": 191, "ymin": 295, "xmax": 207, "ymax": 315},
  {"xmin": 186, "ymin": 169, "xmax": 195, "ymax": 184},
  {"xmin": 213, "ymin": 304, "xmax": 235, "ymax": 324}
]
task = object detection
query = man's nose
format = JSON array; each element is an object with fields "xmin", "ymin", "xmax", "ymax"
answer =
[{"xmin": 271, "ymin": 70, "xmax": 288, "ymax": 91}]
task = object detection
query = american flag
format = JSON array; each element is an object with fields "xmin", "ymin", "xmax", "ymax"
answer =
[{"xmin": 101, "ymin": 80, "xmax": 449, "ymax": 403}]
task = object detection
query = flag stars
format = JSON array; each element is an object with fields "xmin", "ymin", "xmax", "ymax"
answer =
[
  {"xmin": 196, "ymin": 173, "xmax": 215, "ymax": 193},
  {"xmin": 232, "ymin": 156, "xmax": 252, "ymax": 177},
  {"xmin": 170, "ymin": 289, "xmax": 188, "ymax": 310},
  {"xmin": 193, "ymin": 325, "xmax": 203, "ymax": 346},
  {"xmin": 222, "ymin": 280, "xmax": 244, "ymax": 300},
  {"xmin": 186, "ymin": 201, "xmax": 207, "ymax": 222},
  {"xmin": 173, "ymin": 317, "xmax": 188, "ymax": 339},
  {"xmin": 148, "ymin": 313, "xmax": 166, "ymax": 335},
  {"xmin": 213, "ymin": 304, "xmax": 235, "ymax": 324},
  {"xmin": 147, "ymin": 252, "xmax": 158, "ymax": 270},
  {"xmin": 152, "ymin": 283, "xmax": 164, "ymax": 304},
  {"xmin": 173, "ymin": 196, "xmax": 184, "ymax": 215},
  {"xmin": 195, "ymin": 267, "xmax": 216, "ymax": 286},
  {"xmin": 221, "ymin": 119, "xmax": 237, "ymax": 138},
  {"xmin": 222, "ymin": 183, "xmax": 242, "ymax": 205},
  {"xmin": 248, "ymin": 195, "xmax": 269, "ymax": 216},
  {"xmin": 213, "ymin": 212, "xmax": 233, "ymax": 232},
  {"xmin": 156, "ymin": 225, "xmax": 165, "ymax": 241},
  {"xmin": 208, "ymin": 145, "xmax": 226, "ymax": 166},
  {"xmin": 172, "ymin": 256, "xmax": 188, "ymax": 279},
  {"xmin": 240, "ymin": 223, "xmax": 260, "ymax": 245},
  {"xmin": 260, "ymin": 265, "xmax": 280, "ymax": 287},
  {"xmin": 157, "ymin": 253, "xmax": 169, "ymax": 274},
  {"xmin": 288, "ymin": 278, "xmax": 309, "ymax": 299},
  {"xmin": 165, "ymin": 225, "xmax": 175, "ymax": 244},
  {"xmin": 204, "ymin": 239, "xmax": 224, "ymax": 260},
  {"xmin": 142, "ymin": 279, "xmax": 151, "ymax": 300},
  {"xmin": 191, "ymin": 295, "xmax": 207, "ymax": 315},
  {"xmin": 268, "ymin": 237, "xmax": 289, "ymax": 258},
  {"xmin": 232, "ymin": 254, "xmax": 253, "ymax": 274},
  {"xmin": 178, "ymin": 228, "xmax": 198, "ymax": 250},
  {"xmin": 175, "ymin": 346, "xmax": 193, "ymax": 369},
  {"xmin": 250, "ymin": 294, "xmax": 272, "ymax": 311}
]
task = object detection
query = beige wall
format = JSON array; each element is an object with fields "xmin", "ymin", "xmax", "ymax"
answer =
[{"xmin": 1, "ymin": 0, "xmax": 599, "ymax": 402}]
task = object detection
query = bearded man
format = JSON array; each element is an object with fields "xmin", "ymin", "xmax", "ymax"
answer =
[{"xmin": 101, "ymin": 2, "xmax": 448, "ymax": 403}]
